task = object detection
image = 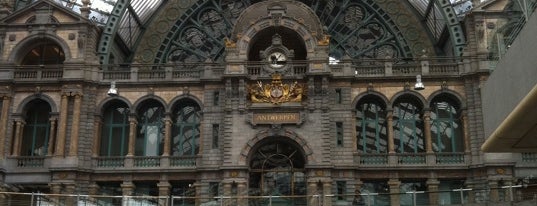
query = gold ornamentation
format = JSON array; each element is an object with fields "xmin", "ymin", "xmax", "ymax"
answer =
[
  {"xmin": 318, "ymin": 34, "xmax": 330, "ymax": 46},
  {"xmin": 248, "ymin": 73, "xmax": 305, "ymax": 104},
  {"xmin": 224, "ymin": 37, "xmax": 236, "ymax": 48}
]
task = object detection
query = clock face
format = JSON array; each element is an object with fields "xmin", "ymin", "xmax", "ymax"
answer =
[{"xmin": 267, "ymin": 51, "xmax": 287, "ymax": 68}]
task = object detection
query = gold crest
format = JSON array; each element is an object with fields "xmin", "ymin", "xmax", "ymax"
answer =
[{"xmin": 248, "ymin": 73, "xmax": 305, "ymax": 104}]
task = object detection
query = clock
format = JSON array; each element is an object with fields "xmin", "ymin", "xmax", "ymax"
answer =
[{"xmin": 267, "ymin": 51, "xmax": 287, "ymax": 69}]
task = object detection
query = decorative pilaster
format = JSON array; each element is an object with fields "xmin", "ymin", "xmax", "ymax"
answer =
[
  {"xmin": 424, "ymin": 110, "xmax": 433, "ymax": 153},
  {"xmin": 0, "ymin": 96, "xmax": 11, "ymax": 158},
  {"xmin": 163, "ymin": 114, "xmax": 172, "ymax": 156},
  {"xmin": 387, "ymin": 110, "xmax": 395, "ymax": 153},
  {"xmin": 388, "ymin": 179, "xmax": 401, "ymax": 206},
  {"xmin": 237, "ymin": 180, "xmax": 247, "ymax": 206},
  {"xmin": 426, "ymin": 178, "xmax": 440, "ymax": 205},
  {"xmin": 462, "ymin": 112, "xmax": 470, "ymax": 153},
  {"xmin": 127, "ymin": 116, "xmax": 137, "ymax": 156},
  {"xmin": 157, "ymin": 181, "xmax": 171, "ymax": 205},
  {"xmin": 307, "ymin": 181, "xmax": 320, "ymax": 206},
  {"xmin": 92, "ymin": 116, "xmax": 102, "ymax": 157},
  {"xmin": 47, "ymin": 117, "xmax": 57, "ymax": 156},
  {"xmin": 323, "ymin": 181, "xmax": 332, "ymax": 206},
  {"xmin": 68, "ymin": 94, "xmax": 82, "ymax": 156},
  {"xmin": 55, "ymin": 94, "xmax": 69, "ymax": 156},
  {"xmin": 488, "ymin": 180, "xmax": 499, "ymax": 202},
  {"xmin": 121, "ymin": 181, "xmax": 135, "ymax": 196}
]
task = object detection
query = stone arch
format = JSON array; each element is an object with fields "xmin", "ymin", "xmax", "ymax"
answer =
[
  {"xmin": 8, "ymin": 33, "xmax": 72, "ymax": 64},
  {"xmin": 95, "ymin": 96, "xmax": 133, "ymax": 116},
  {"xmin": 132, "ymin": 94, "xmax": 168, "ymax": 114},
  {"xmin": 16, "ymin": 94, "xmax": 58, "ymax": 115},
  {"xmin": 389, "ymin": 90, "xmax": 428, "ymax": 110},
  {"xmin": 168, "ymin": 94, "xmax": 204, "ymax": 114},
  {"xmin": 352, "ymin": 90, "xmax": 390, "ymax": 110},
  {"xmin": 428, "ymin": 89, "xmax": 466, "ymax": 111},
  {"xmin": 230, "ymin": 0, "xmax": 326, "ymax": 60},
  {"xmin": 239, "ymin": 129, "xmax": 313, "ymax": 166}
]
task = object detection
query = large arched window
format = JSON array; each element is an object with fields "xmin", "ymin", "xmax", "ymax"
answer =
[
  {"xmin": 356, "ymin": 95, "xmax": 388, "ymax": 153},
  {"xmin": 21, "ymin": 42, "xmax": 65, "ymax": 65},
  {"xmin": 21, "ymin": 99, "xmax": 51, "ymax": 156},
  {"xmin": 249, "ymin": 138, "xmax": 306, "ymax": 205},
  {"xmin": 100, "ymin": 101, "xmax": 130, "ymax": 156},
  {"xmin": 393, "ymin": 95, "xmax": 424, "ymax": 153},
  {"xmin": 135, "ymin": 100, "xmax": 165, "ymax": 156},
  {"xmin": 430, "ymin": 95, "xmax": 463, "ymax": 152},
  {"xmin": 171, "ymin": 99, "xmax": 201, "ymax": 156}
]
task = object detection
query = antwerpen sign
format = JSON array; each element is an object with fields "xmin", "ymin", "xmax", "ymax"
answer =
[{"xmin": 252, "ymin": 113, "xmax": 300, "ymax": 125}]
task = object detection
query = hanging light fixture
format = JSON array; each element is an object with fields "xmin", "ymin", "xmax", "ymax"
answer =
[
  {"xmin": 414, "ymin": 75, "xmax": 425, "ymax": 90},
  {"xmin": 107, "ymin": 81, "xmax": 118, "ymax": 96}
]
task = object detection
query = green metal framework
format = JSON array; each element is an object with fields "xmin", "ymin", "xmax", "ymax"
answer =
[
  {"xmin": 393, "ymin": 100, "xmax": 425, "ymax": 153},
  {"xmin": 136, "ymin": 101, "xmax": 165, "ymax": 156},
  {"xmin": 21, "ymin": 100, "xmax": 51, "ymax": 156},
  {"xmin": 356, "ymin": 99, "xmax": 388, "ymax": 153},
  {"xmin": 431, "ymin": 100, "xmax": 463, "ymax": 152},
  {"xmin": 100, "ymin": 102, "xmax": 130, "ymax": 156},
  {"xmin": 171, "ymin": 101, "xmax": 201, "ymax": 156}
]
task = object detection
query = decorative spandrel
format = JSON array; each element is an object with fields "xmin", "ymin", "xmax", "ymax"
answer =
[{"xmin": 248, "ymin": 73, "xmax": 305, "ymax": 104}]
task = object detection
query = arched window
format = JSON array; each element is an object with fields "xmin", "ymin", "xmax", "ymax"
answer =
[
  {"xmin": 100, "ymin": 101, "xmax": 130, "ymax": 156},
  {"xmin": 249, "ymin": 138, "xmax": 306, "ymax": 205},
  {"xmin": 21, "ymin": 42, "xmax": 65, "ymax": 65},
  {"xmin": 21, "ymin": 99, "xmax": 51, "ymax": 156},
  {"xmin": 171, "ymin": 99, "xmax": 201, "ymax": 156},
  {"xmin": 430, "ymin": 95, "xmax": 463, "ymax": 152},
  {"xmin": 393, "ymin": 96, "xmax": 424, "ymax": 153},
  {"xmin": 135, "ymin": 100, "xmax": 165, "ymax": 156},
  {"xmin": 356, "ymin": 96, "xmax": 388, "ymax": 153}
]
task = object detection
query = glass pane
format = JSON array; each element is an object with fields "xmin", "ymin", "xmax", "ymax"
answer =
[
  {"xmin": 431, "ymin": 100, "xmax": 463, "ymax": 152},
  {"xmin": 356, "ymin": 100, "xmax": 387, "ymax": 153}
]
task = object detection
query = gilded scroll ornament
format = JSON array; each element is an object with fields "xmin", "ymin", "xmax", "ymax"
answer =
[{"xmin": 248, "ymin": 73, "xmax": 305, "ymax": 104}]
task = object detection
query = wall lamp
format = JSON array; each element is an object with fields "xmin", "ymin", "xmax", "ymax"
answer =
[
  {"xmin": 107, "ymin": 81, "xmax": 118, "ymax": 96},
  {"xmin": 414, "ymin": 75, "xmax": 425, "ymax": 90}
]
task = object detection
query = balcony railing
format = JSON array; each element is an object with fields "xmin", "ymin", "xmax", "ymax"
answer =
[
  {"xmin": 355, "ymin": 152, "xmax": 468, "ymax": 166},
  {"xmin": 14, "ymin": 156, "xmax": 45, "ymax": 168},
  {"xmin": 398, "ymin": 153, "xmax": 426, "ymax": 164},
  {"xmin": 170, "ymin": 156, "xmax": 196, "ymax": 167},
  {"xmin": 133, "ymin": 156, "xmax": 160, "ymax": 167},
  {"xmin": 95, "ymin": 156, "xmax": 125, "ymax": 168},
  {"xmin": 436, "ymin": 153, "xmax": 465, "ymax": 164},
  {"xmin": 0, "ymin": 58, "xmax": 473, "ymax": 83},
  {"xmin": 521, "ymin": 153, "xmax": 537, "ymax": 162},
  {"xmin": 93, "ymin": 156, "xmax": 197, "ymax": 168}
]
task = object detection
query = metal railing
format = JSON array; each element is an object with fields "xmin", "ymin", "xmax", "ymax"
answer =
[{"xmin": 1, "ymin": 187, "xmax": 537, "ymax": 206}]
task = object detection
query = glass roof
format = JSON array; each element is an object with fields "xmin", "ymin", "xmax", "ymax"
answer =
[{"xmin": 16, "ymin": 0, "xmax": 473, "ymax": 62}]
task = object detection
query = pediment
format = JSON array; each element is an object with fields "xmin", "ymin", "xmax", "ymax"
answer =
[{"xmin": 2, "ymin": 0, "xmax": 88, "ymax": 24}]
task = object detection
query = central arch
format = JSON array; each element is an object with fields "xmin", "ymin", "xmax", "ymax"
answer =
[{"xmin": 247, "ymin": 136, "xmax": 308, "ymax": 205}]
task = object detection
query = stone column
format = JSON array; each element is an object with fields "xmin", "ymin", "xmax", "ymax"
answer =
[
  {"xmin": 47, "ymin": 117, "xmax": 57, "ymax": 156},
  {"xmin": 68, "ymin": 94, "xmax": 82, "ymax": 156},
  {"xmin": 424, "ymin": 110, "xmax": 433, "ymax": 153},
  {"xmin": 92, "ymin": 116, "xmax": 102, "ymax": 157},
  {"xmin": 427, "ymin": 178, "xmax": 440, "ymax": 205},
  {"xmin": 387, "ymin": 110, "xmax": 395, "ymax": 153},
  {"xmin": 127, "ymin": 116, "xmax": 137, "ymax": 156},
  {"xmin": 157, "ymin": 181, "xmax": 171, "ymax": 205},
  {"xmin": 307, "ymin": 181, "xmax": 320, "ymax": 206},
  {"xmin": 323, "ymin": 181, "xmax": 332, "ymax": 206},
  {"xmin": 55, "ymin": 94, "xmax": 69, "ymax": 156},
  {"xmin": 64, "ymin": 183, "xmax": 77, "ymax": 205},
  {"xmin": 0, "ymin": 96, "xmax": 11, "ymax": 158},
  {"xmin": 489, "ymin": 180, "xmax": 499, "ymax": 202},
  {"xmin": 49, "ymin": 183, "xmax": 62, "ymax": 203},
  {"xmin": 237, "ymin": 180, "xmax": 247, "ymax": 206},
  {"xmin": 163, "ymin": 115, "xmax": 172, "ymax": 156},
  {"xmin": 388, "ymin": 179, "xmax": 401, "ymax": 206},
  {"xmin": 11, "ymin": 120, "xmax": 24, "ymax": 156},
  {"xmin": 121, "ymin": 181, "xmax": 135, "ymax": 204}
]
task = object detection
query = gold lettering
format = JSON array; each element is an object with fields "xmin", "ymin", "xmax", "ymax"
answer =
[{"xmin": 253, "ymin": 113, "xmax": 299, "ymax": 124}]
